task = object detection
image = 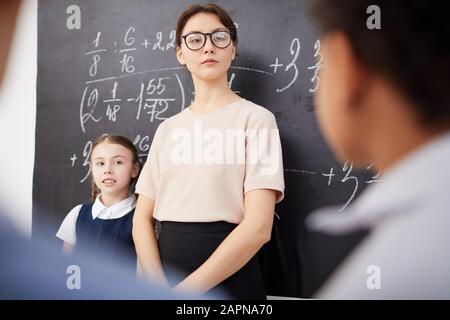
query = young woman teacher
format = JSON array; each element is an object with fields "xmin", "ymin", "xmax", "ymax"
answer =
[{"xmin": 132, "ymin": 3, "xmax": 284, "ymax": 299}]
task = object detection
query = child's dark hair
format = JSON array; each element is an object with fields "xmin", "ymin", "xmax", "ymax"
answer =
[
  {"xmin": 176, "ymin": 3, "xmax": 238, "ymax": 48},
  {"xmin": 312, "ymin": 0, "xmax": 450, "ymax": 126},
  {"xmin": 90, "ymin": 134, "xmax": 141, "ymax": 201}
]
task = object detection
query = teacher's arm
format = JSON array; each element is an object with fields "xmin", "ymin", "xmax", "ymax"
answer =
[{"xmin": 174, "ymin": 188, "xmax": 277, "ymax": 295}]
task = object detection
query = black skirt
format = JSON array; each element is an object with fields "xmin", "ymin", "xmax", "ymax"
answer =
[{"xmin": 158, "ymin": 221, "xmax": 266, "ymax": 300}]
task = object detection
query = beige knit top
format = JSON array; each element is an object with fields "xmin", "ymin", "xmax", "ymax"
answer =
[{"xmin": 135, "ymin": 98, "xmax": 285, "ymax": 224}]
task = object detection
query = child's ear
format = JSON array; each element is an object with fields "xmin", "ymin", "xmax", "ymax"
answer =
[{"xmin": 176, "ymin": 46, "xmax": 186, "ymax": 65}]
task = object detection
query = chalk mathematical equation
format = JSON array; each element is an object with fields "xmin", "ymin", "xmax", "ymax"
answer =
[
  {"xmin": 285, "ymin": 162, "xmax": 382, "ymax": 212},
  {"xmin": 79, "ymin": 27, "xmax": 322, "ymax": 132},
  {"xmin": 80, "ymin": 76, "xmax": 183, "ymax": 132},
  {"xmin": 87, "ymin": 28, "xmax": 176, "ymax": 78},
  {"xmin": 270, "ymin": 38, "xmax": 322, "ymax": 94}
]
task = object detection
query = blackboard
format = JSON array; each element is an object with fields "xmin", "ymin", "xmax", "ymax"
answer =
[{"xmin": 35, "ymin": 0, "xmax": 374, "ymax": 297}]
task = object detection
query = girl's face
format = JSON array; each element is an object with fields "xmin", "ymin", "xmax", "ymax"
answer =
[
  {"xmin": 176, "ymin": 12, "xmax": 236, "ymax": 82},
  {"xmin": 91, "ymin": 142, "xmax": 139, "ymax": 199}
]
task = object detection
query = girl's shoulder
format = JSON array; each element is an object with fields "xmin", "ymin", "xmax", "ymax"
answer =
[
  {"xmin": 67, "ymin": 203, "xmax": 84, "ymax": 215},
  {"xmin": 66, "ymin": 203, "xmax": 93, "ymax": 218}
]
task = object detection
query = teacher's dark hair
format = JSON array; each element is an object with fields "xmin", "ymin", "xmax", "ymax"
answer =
[{"xmin": 176, "ymin": 3, "xmax": 238, "ymax": 48}]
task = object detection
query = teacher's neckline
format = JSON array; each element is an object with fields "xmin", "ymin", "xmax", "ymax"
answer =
[{"xmin": 185, "ymin": 98, "xmax": 245, "ymax": 117}]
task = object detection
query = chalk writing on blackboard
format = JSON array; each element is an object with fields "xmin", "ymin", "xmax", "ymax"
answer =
[
  {"xmin": 285, "ymin": 162, "xmax": 382, "ymax": 212},
  {"xmin": 78, "ymin": 27, "xmax": 321, "ymax": 133},
  {"xmin": 308, "ymin": 39, "xmax": 322, "ymax": 93}
]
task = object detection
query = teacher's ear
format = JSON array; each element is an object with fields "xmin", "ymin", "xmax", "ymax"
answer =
[
  {"xmin": 0, "ymin": 0, "xmax": 22, "ymax": 87},
  {"xmin": 176, "ymin": 46, "xmax": 186, "ymax": 66}
]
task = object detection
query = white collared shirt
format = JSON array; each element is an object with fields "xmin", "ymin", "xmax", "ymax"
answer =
[
  {"xmin": 56, "ymin": 195, "xmax": 136, "ymax": 245},
  {"xmin": 307, "ymin": 132, "xmax": 450, "ymax": 299}
]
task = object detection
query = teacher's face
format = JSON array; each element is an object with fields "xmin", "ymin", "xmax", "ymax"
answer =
[{"xmin": 176, "ymin": 12, "xmax": 236, "ymax": 82}]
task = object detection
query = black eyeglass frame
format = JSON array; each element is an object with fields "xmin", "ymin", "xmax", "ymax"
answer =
[{"xmin": 181, "ymin": 31, "xmax": 233, "ymax": 51}]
